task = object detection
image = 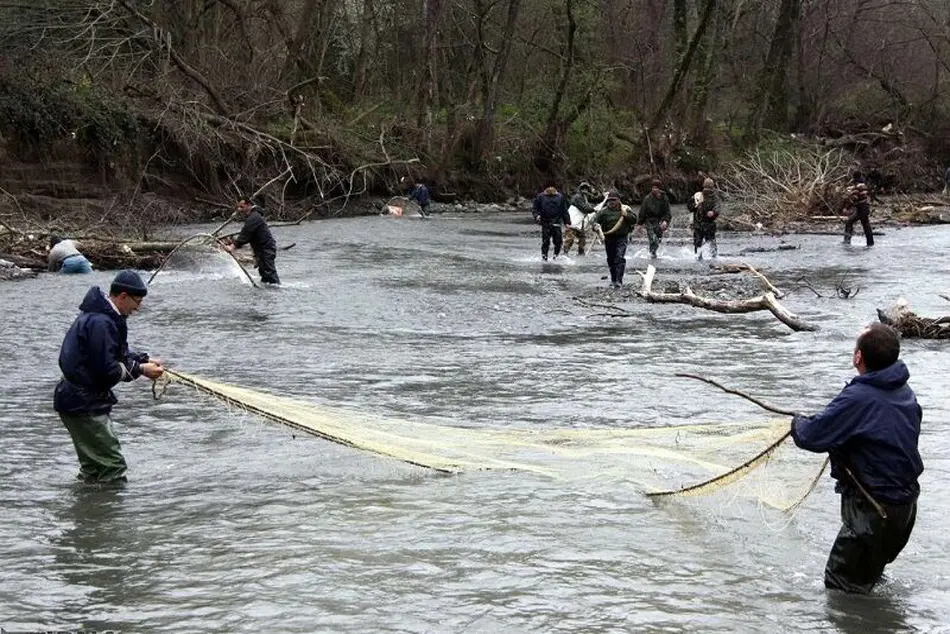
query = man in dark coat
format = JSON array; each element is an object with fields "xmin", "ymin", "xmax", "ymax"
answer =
[
  {"xmin": 54, "ymin": 270, "xmax": 164, "ymax": 483},
  {"xmin": 226, "ymin": 197, "xmax": 280, "ymax": 284},
  {"xmin": 402, "ymin": 176, "xmax": 431, "ymax": 217},
  {"xmin": 532, "ymin": 184, "xmax": 571, "ymax": 261},
  {"xmin": 843, "ymin": 173, "xmax": 874, "ymax": 246},
  {"xmin": 687, "ymin": 177, "xmax": 719, "ymax": 260},
  {"xmin": 792, "ymin": 323, "xmax": 923, "ymax": 594},
  {"xmin": 637, "ymin": 179, "xmax": 672, "ymax": 259}
]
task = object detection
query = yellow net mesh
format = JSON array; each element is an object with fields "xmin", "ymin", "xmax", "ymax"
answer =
[{"xmin": 162, "ymin": 371, "xmax": 827, "ymax": 512}]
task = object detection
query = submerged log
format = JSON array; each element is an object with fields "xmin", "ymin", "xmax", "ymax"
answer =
[
  {"xmin": 877, "ymin": 300, "xmax": 950, "ymax": 339},
  {"xmin": 638, "ymin": 265, "xmax": 817, "ymax": 332}
]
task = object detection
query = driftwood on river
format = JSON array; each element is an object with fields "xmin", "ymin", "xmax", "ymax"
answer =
[
  {"xmin": 0, "ymin": 236, "xmax": 181, "ymax": 271},
  {"xmin": 638, "ymin": 264, "xmax": 818, "ymax": 332},
  {"xmin": 877, "ymin": 299, "xmax": 950, "ymax": 340}
]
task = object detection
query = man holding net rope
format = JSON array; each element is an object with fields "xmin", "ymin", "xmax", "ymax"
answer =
[
  {"xmin": 791, "ymin": 323, "xmax": 923, "ymax": 594},
  {"xmin": 54, "ymin": 270, "xmax": 165, "ymax": 484},
  {"xmin": 224, "ymin": 197, "xmax": 280, "ymax": 285}
]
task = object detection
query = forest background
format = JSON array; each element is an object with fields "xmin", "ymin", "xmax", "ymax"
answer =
[{"xmin": 1, "ymin": 0, "xmax": 949, "ymax": 231}]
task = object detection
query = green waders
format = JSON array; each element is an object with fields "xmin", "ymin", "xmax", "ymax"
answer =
[{"xmin": 59, "ymin": 413, "xmax": 128, "ymax": 483}]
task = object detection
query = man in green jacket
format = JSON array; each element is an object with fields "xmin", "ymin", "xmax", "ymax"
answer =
[
  {"xmin": 593, "ymin": 191, "xmax": 637, "ymax": 287},
  {"xmin": 637, "ymin": 179, "xmax": 672, "ymax": 259}
]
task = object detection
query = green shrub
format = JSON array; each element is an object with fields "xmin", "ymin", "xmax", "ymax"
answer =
[{"xmin": 0, "ymin": 78, "xmax": 140, "ymax": 161}]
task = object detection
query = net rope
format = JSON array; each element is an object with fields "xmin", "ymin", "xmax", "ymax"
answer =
[
  {"xmin": 154, "ymin": 370, "xmax": 828, "ymax": 512},
  {"xmin": 147, "ymin": 233, "xmax": 257, "ymax": 287}
]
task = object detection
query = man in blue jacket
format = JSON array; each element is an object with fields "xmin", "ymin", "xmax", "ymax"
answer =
[
  {"xmin": 54, "ymin": 270, "xmax": 164, "ymax": 483},
  {"xmin": 402, "ymin": 176, "xmax": 431, "ymax": 217},
  {"xmin": 532, "ymin": 184, "xmax": 571, "ymax": 261},
  {"xmin": 791, "ymin": 323, "xmax": 923, "ymax": 594}
]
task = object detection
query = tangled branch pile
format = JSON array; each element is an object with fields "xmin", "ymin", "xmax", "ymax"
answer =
[
  {"xmin": 720, "ymin": 143, "xmax": 851, "ymax": 226},
  {"xmin": 0, "ymin": 0, "xmax": 422, "ymax": 226},
  {"xmin": 877, "ymin": 299, "xmax": 950, "ymax": 340}
]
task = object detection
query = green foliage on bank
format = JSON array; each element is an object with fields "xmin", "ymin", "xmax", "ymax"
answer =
[{"xmin": 0, "ymin": 78, "xmax": 140, "ymax": 163}]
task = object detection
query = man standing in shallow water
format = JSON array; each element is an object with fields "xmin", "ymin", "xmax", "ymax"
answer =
[
  {"xmin": 791, "ymin": 323, "xmax": 922, "ymax": 594},
  {"xmin": 636, "ymin": 179, "xmax": 672, "ymax": 259},
  {"xmin": 687, "ymin": 177, "xmax": 719, "ymax": 260},
  {"xmin": 54, "ymin": 270, "xmax": 164, "ymax": 484},
  {"xmin": 532, "ymin": 184, "xmax": 571, "ymax": 261},
  {"xmin": 225, "ymin": 197, "xmax": 280, "ymax": 284}
]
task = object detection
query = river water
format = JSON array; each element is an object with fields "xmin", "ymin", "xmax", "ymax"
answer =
[{"xmin": 1, "ymin": 211, "xmax": 948, "ymax": 633}]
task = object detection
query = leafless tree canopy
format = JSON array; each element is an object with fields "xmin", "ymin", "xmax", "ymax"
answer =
[{"xmin": 0, "ymin": 0, "xmax": 948, "ymax": 200}]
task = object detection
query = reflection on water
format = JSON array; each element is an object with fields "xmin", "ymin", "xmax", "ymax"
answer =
[
  {"xmin": 49, "ymin": 487, "xmax": 135, "ymax": 632},
  {"xmin": 0, "ymin": 213, "xmax": 948, "ymax": 632}
]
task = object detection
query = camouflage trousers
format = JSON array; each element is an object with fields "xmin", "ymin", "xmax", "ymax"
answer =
[
  {"xmin": 563, "ymin": 227, "xmax": 587, "ymax": 255},
  {"xmin": 645, "ymin": 222, "xmax": 665, "ymax": 257}
]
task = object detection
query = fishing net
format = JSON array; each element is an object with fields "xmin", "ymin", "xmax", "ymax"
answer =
[
  {"xmin": 147, "ymin": 233, "xmax": 256, "ymax": 286},
  {"xmin": 382, "ymin": 196, "xmax": 424, "ymax": 218},
  {"xmin": 158, "ymin": 371, "xmax": 828, "ymax": 512}
]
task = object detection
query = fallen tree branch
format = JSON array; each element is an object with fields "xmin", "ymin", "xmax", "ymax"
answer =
[
  {"xmin": 571, "ymin": 296, "xmax": 632, "ymax": 314},
  {"xmin": 740, "ymin": 262, "xmax": 785, "ymax": 298},
  {"xmin": 638, "ymin": 265, "xmax": 817, "ymax": 331},
  {"xmin": 791, "ymin": 278, "xmax": 825, "ymax": 298},
  {"xmin": 0, "ymin": 186, "xmax": 25, "ymax": 216},
  {"xmin": 710, "ymin": 262, "xmax": 785, "ymax": 298}
]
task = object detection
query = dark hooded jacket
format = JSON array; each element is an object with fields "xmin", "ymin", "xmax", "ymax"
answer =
[
  {"xmin": 234, "ymin": 207, "xmax": 277, "ymax": 259},
  {"xmin": 532, "ymin": 189, "xmax": 570, "ymax": 226},
  {"xmin": 54, "ymin": 287, "xmax": 149, "ymax": 416},
  {"xmin": 791, "ymin": 361, "xmax": 923, "ymax": 505},
  {"xmin": 687, "ymin": 188, "xmax": 719, "ymax": 229},
  {"xmin": 569, "ymin": 190, "xmax": 595, "ymax": 215},
  {"xmin": 409, "ymin": 184, "xmax": 431, "ymax": 207}
]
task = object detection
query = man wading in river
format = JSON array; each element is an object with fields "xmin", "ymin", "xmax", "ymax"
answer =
[
  {"xmin": 532, "ymin": 184, "xmax": 571, "ymax": 261},
  {"xmin": 791, "ymin": 324, "xmax": 922, "ymax": 594},
  {"xmin": 687, "ymin": 177, "xmax": 719, "ymax": 260},
  {"xmin": 225, "ymin": 197, "xmax": 280, "ymax": 284},
  {"xmin": 593, "ymin": 191, "xmax": 637, "ymax": 287},
  {"xmin": 563, "ymin": 182, "xmax": 598, "ymax": 256},
  {"xmin": 54, "ymin": 270, "xmax": 164, "ymax": 484},
  {"xmin": 636, "ymin": 179, "xmax": 672, "ymax": 259},
  {"xmin": 842, "ymin": 173, "xmax": 874, "ymax": 247}
]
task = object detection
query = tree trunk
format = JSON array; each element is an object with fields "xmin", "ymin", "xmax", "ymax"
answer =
[
  {"xmin": 352, "ymin": 0, "xmax": 376, "ymax": 100},
  {"xmin": 688, "ymin": 0, "xmax": 724, "ymax": 139},
  {"xmin": 281, "ymin": 0, "xmax": 339, "ymax": 87},
  {"xmin": 673, "ymin": 0, "xmax": 689, "ymax": 63},
  {"xmin": 649, "ymin": 0, "xmax": 718, "ymax": 131},
  {"xmin": 416, "ymin": 0, "xmax": 443, "ymax": 150},
  {"xmin": 471, "ymin": 0, "xmax": 523, "ymax": 164},
  {"xmin": 748, "ymin": 0, "xmax": 802, "ymax": 132},
  {"xmin": 534, "ymin": 0, "xmax": 578, "ymax": 173}
]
